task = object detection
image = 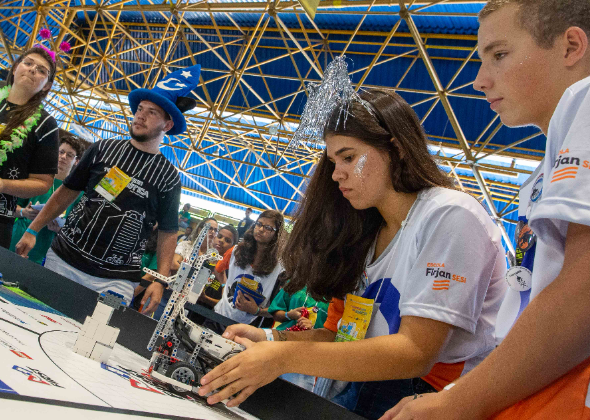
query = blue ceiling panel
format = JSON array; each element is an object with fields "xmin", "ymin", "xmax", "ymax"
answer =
[{"xmin": 2, "ymin": 1, "xmax": 538, "ymax": 239}]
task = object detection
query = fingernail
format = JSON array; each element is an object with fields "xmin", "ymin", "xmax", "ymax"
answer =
[
  {"xmin": 201, "ymin": 378, "xmax": 208, "ymax": 385},
  {"xmin": 222, "ymin": 332, "xmax": 229, "ymax": 338}
]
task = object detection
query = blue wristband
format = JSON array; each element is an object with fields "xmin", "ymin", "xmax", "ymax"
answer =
[
  {"xmin": 284, "ymin": 311, "xmax": 291, "ymax": 321},
  {"xmin": 25, "ymin": 227, "xmax": 38, "ymax": 237}
]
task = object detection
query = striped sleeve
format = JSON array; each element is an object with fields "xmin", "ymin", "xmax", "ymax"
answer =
[{"xmin": 156, "ymin": 159, "xmax": 182, "ymax": 231}]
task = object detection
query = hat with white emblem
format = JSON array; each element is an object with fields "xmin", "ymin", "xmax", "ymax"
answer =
[{"xmin": 128, "ymin": 64, "xmax": 201, "ymax": 136}]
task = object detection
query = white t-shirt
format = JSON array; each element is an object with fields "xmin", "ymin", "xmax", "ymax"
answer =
[
  {"xmin": 528, "ymin": 76, "xmax": 590, "ymax": 299},
  {"xmin": 175, "ymin": 240, "xmax": 193, "ymax": 260},
  {"xmin": 214, "ymin": 248, "xmax": 283, "ymax": 325},
  {"xmin": 175, "ymin": 235, "xmax": 217, "ymax": 261},
  {"xmin": 358, "ymin": 187, "xmax": 506, "ymax": 370},
  {"xmin": 494, "ymin": 162, "xmax": 543, "ymax": 344}
]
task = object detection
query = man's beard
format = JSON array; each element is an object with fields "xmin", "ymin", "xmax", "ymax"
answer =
[{"xmin": 130, "ymin": 125, "xmax": 162, "ymax": 143}]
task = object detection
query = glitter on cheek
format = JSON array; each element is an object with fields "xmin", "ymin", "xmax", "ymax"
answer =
[{"xmin": 354, "ymin": 154, "xmax": 367, "ymax": 177}]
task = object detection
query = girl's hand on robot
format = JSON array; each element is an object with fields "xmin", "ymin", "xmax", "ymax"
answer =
[{"xmin": 198, "ymin": 337, "xmax": 286, "ymax": 407}]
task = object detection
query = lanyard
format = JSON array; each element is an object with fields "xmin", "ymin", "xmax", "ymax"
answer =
[
  {"xmin": 366, "ymin": 195, "xmax": 420, "ymax": 301},
  {"xmin": 115, "ymin": 142, "xmax": 159, "ymax": 179},
  {"xmin": 303, "ymin": 293, "xmax": 328, "ymax": 315}
]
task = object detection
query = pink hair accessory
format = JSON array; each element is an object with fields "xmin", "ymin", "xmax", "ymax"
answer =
[
  {"xmin": 32, "ymin": 43, "xmax": 56, "ymax": 63},
  {"xmin": 39, "ymin": 28, "xmax": 51, "ymax": 40},
  {"xmin": 59, "ymin": 41, "xmax": 71, "ymax": 53}
]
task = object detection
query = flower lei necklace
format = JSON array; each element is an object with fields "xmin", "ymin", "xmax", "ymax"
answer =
[{"xmin": 0, "ymin": 85, "xmax": 43, "ymax": 166}]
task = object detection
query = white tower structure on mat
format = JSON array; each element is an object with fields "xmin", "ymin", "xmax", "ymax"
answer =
[{"xmin": 73, "ymin": 291, "xmax": 126, "ymax": 363}]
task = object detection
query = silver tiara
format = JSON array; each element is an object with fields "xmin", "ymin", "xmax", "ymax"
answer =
[{"xmin": 291, "ymin": 55, "xmax": 375, "ymax": 149}]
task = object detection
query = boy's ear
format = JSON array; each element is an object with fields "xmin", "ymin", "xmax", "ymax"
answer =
[{"xmin": 563, "ymin": 26, "xmax": 589, "ymax": 67}]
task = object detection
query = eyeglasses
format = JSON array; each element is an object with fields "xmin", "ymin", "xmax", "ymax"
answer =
[
  {"xmin": 59, "ymin": 149, "xmax": 77, "ymax": 160},
  {"xmin": 208, "ymin": 227, "xmax": 218, "ymax": 234},
  {"xmin": 254, "ymin": 221, "xmax": 277, "ymax": 232},
  {"xmin": 21, "ymin": 59, "xmax": 50, "ymax": 78}
]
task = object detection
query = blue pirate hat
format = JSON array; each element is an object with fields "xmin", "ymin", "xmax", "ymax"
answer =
[{"xmin": 128, "ymin": 64, "xmax": 201, "ymax": 136}]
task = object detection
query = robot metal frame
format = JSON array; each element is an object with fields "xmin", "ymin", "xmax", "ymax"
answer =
[{"xmin": 144, "ymin": 223, "xmax": 245, "ymax": 394}]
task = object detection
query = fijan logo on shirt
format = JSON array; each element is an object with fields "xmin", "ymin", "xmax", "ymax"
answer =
[
  {"xmin": 426, "ymin": 263, "xmax": 467, "ymax": 290},
  {"xmin": 551, "ymin": 149, "xmax": 589, "ymax": 184}
]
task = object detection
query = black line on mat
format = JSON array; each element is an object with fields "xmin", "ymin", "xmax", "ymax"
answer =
[
  {"xmin": 37, "ymin": 330, "xmax": 113, "ymax": 408},
  {"xmin": 0, "ymin": 392, "xmax": 206, "ymax": 419},
  {"xmin": 0, "ymin": 317, "xmax": 41, "ymax": 336}
]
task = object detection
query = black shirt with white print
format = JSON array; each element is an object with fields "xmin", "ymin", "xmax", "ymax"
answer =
[
  {"xmin": 51, "ymin": 139, "xmax": 181, "ymax": 280},
  {"xmin": 0, "ymin": 101, "xmax": 58, "ymax": 220}
]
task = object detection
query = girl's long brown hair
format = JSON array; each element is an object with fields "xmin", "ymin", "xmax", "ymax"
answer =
[
  {"xmin": 283, "ymin": 90, "xmax": 453, "ymax": 301},
  {"xmin": 2, "ymin": 47, "xmax": 56, "ymax": 143},
  {"xmin": 234, "ymin": 209, "xmax": 285, "ymax": 276}
]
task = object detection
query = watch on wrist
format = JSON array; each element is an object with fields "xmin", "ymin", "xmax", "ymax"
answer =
[
  {"xmin": 139, "ymin": 279, "xmax": 152, "ymax": 288},
  {"xmin": 154, "ymin": 278, "xmax": 168, "ymax": 289}
]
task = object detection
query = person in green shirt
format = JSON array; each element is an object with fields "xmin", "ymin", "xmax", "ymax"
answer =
[
  {"xmin": 178, "ymin": 203, "xmax": 191, "ymax": 230},
  {"xmin": 140, "ymin": 247, "xmax": 158, "ymax": 277},
  {"xmin": 267, "ymin": 284, "xmax": 329, "ymax": 391},
  {"xmin": 9, "ymin": 131, "xmax": 88, "ymax": 264},
  {"xmin": 268, "ymin": 285, "xmax": 329, "ymax": 331}
]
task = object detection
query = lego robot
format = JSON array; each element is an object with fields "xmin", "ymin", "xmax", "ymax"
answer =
[{"xmin": 144, "ymin": 223, "xmax": 245, "ymax": 394}]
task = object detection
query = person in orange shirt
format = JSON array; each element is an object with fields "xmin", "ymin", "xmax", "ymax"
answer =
[
  {"xmin": 383, "ymin": 1, "xmax": 590, "ymax": 419},
  {"xmin": 213, "ymin": 225, "xmax": 239, "ymax": 285},
  {"xmin": 196, "ymin": 77, "xmax": 507, "ymax": 418},
  {"xmin": 197, "ymin": 224, "xmax": 238, "ymax": 310}
]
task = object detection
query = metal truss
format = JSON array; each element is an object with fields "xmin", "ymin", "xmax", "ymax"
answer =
[{"xmin": 0, "ymin": 0, "xmax": 538, "ymax": 242}]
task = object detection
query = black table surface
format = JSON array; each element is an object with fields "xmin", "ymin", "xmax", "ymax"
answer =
[{"xmin": 0, "ymin": 246, "xmax": 364, "ymax": 420}]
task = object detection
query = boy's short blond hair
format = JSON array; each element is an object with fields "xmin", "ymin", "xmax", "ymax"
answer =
[{"xmin": 480, "ymin": 0, "xmax": 590, "ymax": 48}]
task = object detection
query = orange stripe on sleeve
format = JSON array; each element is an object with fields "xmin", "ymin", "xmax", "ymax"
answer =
[
  {"xmin": 551, "ymin": 176, "xmax": 577, "ymax": 183},
  {"xmin": 421, "ymin": 361, "xmax": 466, "ymax": 391},
  {"xmin": 552, "ymin": 170, "xmax": 578, "ymax": 176},
  {"xmin": 553, "ymin": 166, "xmax": 579, "ymax": 174},
  {"xmin": 323, "ymin": 298, "xmax": 345, "ymax": 332}
]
